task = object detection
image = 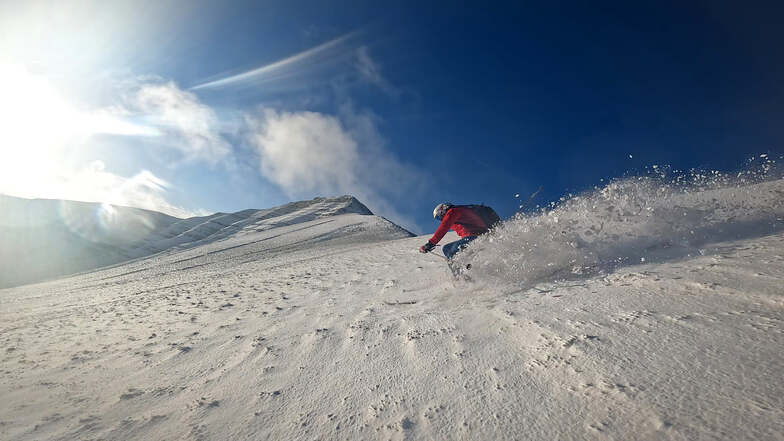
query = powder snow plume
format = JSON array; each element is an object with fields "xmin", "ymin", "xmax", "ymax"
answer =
[{"xmin": 456, "ymin": 158, "xmax": 784, "ymax": 287}]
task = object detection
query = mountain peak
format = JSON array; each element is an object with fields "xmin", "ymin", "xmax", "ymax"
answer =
[{"xmin": 310, "ymin": 195, "xmax": 373, "ymax": 216}]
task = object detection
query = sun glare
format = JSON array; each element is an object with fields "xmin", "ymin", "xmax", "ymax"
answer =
[
  {"xmin": 0, "ymin": 64, "xmax": 75, "ymax": 198},
  {"xmin": 0, "ymin": 64, "xmax": 79, "ymax": 155},
  {"xmin": 0, "ymin": 64, "xmax": 158, "ymax": 200}
]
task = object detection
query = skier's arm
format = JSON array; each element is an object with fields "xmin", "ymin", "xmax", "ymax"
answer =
[{"xmin": 428, "ymin": 210, "xmax": 456, "ymax": 245}]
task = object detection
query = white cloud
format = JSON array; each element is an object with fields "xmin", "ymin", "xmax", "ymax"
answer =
[
  {"xmin": 247, "ymin": 109, "xmax": 359, "ymax": 194},
  {"xmin": 246, "ymin": 107, "xmax": 425, "ymax": 230},
  {"xmin": 129, "ymin": 81, "xmax": 231, "ymax": 165}
]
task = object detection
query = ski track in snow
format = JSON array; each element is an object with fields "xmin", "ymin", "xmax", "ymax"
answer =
[{"xmin": 1, "ymin": 182, "xmax": 784, "ymax": 440}]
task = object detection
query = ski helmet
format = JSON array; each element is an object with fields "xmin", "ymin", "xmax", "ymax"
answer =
[{"xmin": 433, "ymin": 203, "xmax": 452, "ymax": 220}]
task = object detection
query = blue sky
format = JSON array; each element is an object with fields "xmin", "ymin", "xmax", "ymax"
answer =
[{"xmin": 1, "ymin": 1, "xmax": 782, "ymax": 233}]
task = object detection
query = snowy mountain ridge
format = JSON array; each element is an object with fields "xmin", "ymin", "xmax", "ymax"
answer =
[{"xmin": 0, "ymin": 194, "xmax": 409, "ymax": 289}]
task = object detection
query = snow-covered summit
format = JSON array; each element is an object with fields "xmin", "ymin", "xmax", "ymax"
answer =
[{"xmin": 0, "ymin": 194, "xmax": 409, "ymax": 289}]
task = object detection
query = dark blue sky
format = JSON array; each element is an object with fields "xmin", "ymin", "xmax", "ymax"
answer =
[
  {"xmin": 197, "ymin": 1, "xmax": 783, "ymax": 225},
  {"xmin": 2, "ymin": 1, "xmax": 783, "ymax": 232}
]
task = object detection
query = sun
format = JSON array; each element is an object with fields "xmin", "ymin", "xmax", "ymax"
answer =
[
  {"xmin": 0, "ymin": 64, "xmax": 158, "ymax": 200},
  {"xmin": 0, "ymin": 64, "xmax": 82, "ymax": 154},
  {"xmin": 0, "ymin": 64, "xmax": 83, "ymax": 196}
]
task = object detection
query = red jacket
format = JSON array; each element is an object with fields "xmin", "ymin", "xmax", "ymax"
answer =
[{"xmin": 429, "ymin": 206, "xmax": 488, "ymax": 245}]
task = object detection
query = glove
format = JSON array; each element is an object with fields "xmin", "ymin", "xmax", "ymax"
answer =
[{"xmin": 420, "ymin": 242, "xmax": 436, "ymax": 253}]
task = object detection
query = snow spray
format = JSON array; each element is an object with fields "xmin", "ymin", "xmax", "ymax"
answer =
[{"xmin": 453, "ymin": 157, "xmax": 784, "ymax": 287}]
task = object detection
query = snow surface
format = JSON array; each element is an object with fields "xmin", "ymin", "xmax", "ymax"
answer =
[{"xmin": 1, "ymin": 180, "xmax": 783, "ymax": 440}]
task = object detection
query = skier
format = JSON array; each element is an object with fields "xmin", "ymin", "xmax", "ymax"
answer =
[{"xmin": 419, "ymin": 203, "xmax": 490, "ymax": 259}]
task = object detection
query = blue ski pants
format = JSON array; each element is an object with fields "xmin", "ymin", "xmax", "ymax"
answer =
[{"xmin": 442, "ymin": 236, "xmax": 477, "ymax": 260}]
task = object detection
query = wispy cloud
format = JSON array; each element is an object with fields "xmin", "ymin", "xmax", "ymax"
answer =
[
  {"xmin": 61, "ymin": 161, "xmax": 202, "ymax": 218},
  {"xmin": 354, "ymin": 46, "xmax": 399, "ymax": 97},
  {"xmin": 128, "ymin": 81, "xmax": 231, "ymax": 165},
  {"xmin": 191, "ymin": 31, "xmax": 359, "ymax": 90},
  {"xmin": 245, "ymin": 106, "xmax": 426, "ymax": 231}
]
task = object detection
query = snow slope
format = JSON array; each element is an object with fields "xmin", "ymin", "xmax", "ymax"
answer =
[{"xmin": 1, "ymin": 180, "xmax": 783, "ymax": 440}]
